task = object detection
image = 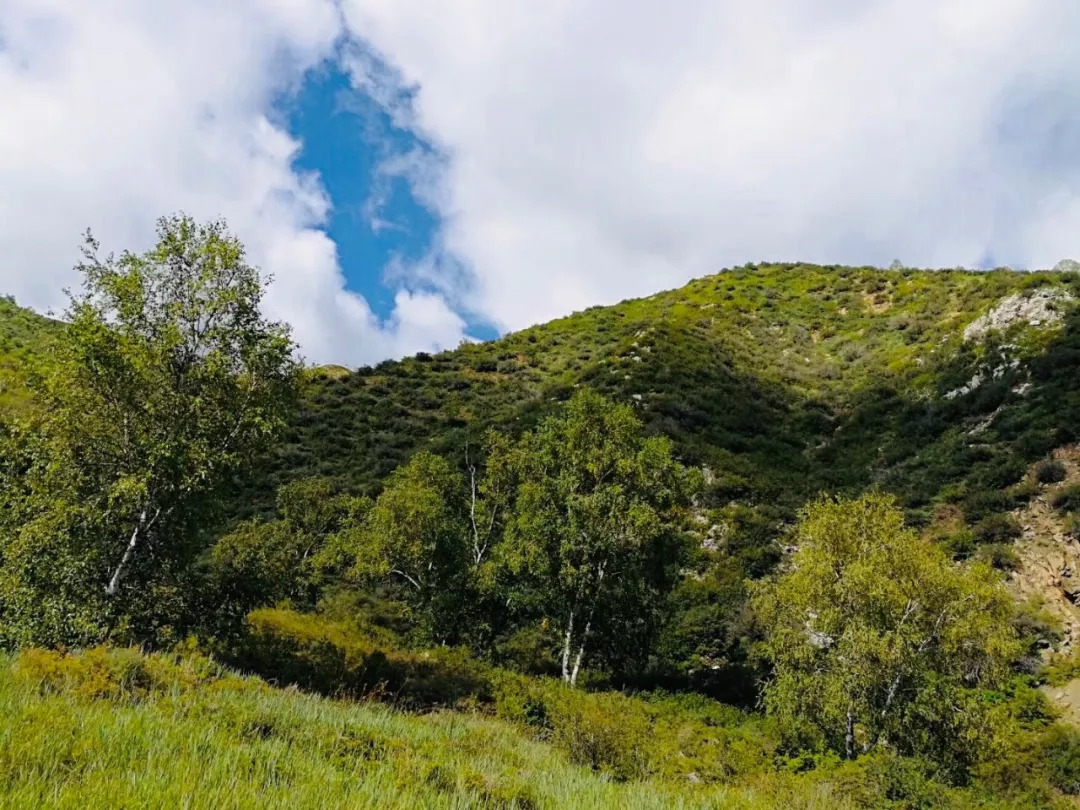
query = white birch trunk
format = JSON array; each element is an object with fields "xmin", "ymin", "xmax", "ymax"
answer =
[
  {"xmin": 569, "ymin": 617, "xmax": 592, "ymax": 687},
  {"xmin": 561, "ymin": 610, "xmax": 575, "ymax": 683},
  {"xmin": 106, "ymin": 508, "xmax": 147, "ymax": 596}
]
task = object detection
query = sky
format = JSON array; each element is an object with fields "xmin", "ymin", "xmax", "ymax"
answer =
[{"xmin": 1, "ymin": 1, "xmax": 1079, "ymax": 366}]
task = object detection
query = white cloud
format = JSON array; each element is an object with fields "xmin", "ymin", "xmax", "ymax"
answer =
[
  {"xmin": 340, "ymin": 0, "xmax": 1080, "ymax": 331},
  {"xmin": 4, "ymin": 1, "xmax": 1080, "ymax": 364},
  {"xmin": 0, "ymin": 0, "xmax": 466, "ymax": 365}
]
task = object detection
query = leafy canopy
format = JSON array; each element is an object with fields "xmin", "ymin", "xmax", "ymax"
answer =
[
  {"xmin": 0, "ymin": 214, "xmax": 299, "ymax": 648},
  {"xmin": 753, "ymin": 493, "xmax": 1022, "ymax": 771},
  {"xmin": 497, "ymin": 389, "xmax": 700, "ymax": 684}
]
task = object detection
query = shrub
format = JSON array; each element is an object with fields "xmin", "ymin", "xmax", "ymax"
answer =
[
  {"xmin": 236, "ymin": 608, "xmax": 491, "ymax": 709},
  {"xmin": 1065, "ymin": 514, "xmax": 1080, "ymax": 543},
  {"xmin": 1035, "ymin": 459, "xmax": 1068, "ymax": 485},
  {"xmin": 13, "ymin": 646, "xmax": 229, "ymax": 700},
  {"xmin": 1053, "ymin": 485, "xmax": 1080, "ymax": 513},
  {"xmin": 943, "ymin": 529, "xmax": 977, "ymax": 560},
  {"xmin": 977, "ymin": 543, "xmax": 1020, "ymax": 572},
  {"xmin": 973, "ymin": 514, "xmax": 1023, "ymax": 545},
  {"xmin": 963, "ymin": 490, "xmax": 1016, "ymax": 523},
  {"xmin": 1043, "ymin": 724, "xmax": 1080, "ymax": 795}
]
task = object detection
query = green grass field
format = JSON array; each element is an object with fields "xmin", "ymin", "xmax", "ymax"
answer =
[{"xmin": 0, "ymin": 648, "xmax": 854, "ymax": 810}]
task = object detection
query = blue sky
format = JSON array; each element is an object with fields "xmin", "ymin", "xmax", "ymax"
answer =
[{"xmin": 279, "ymin": 64, "xmax": 496, "ymax": 342}]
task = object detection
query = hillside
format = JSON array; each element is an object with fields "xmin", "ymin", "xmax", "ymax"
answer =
[
  {"xmin": 248, "ymin": 264, "xmax": 1080, "ymax": 539},
  {"xmin": 0, "ymin": 296, "xmax": 61, "ymax": 412},
  {"xmin": 7, "ymin": 263, "xmax": 1080, "ymax": 564},
  {"xmin": 6, "ymin": 259, "xmax": 1080, "ymax": 808}
]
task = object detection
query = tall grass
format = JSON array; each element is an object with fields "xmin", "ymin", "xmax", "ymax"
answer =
[{"xmin": 0, "ymin": 648, "xmax": 850, "ymax": 810}]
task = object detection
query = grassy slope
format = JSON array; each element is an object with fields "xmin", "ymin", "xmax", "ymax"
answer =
[
  {"xmin": 0, "ymin": 297, "xmax": 60, "ymax": 412},
  {"xmin": 247, "ymin": 264, "xmax": 1080, "ymax": 523},
  {"xmin": 6, "ymin": 265, "xmax": 1078, "ymax": 531},
  {"xmin": 3, "ymin": 645, "xmax": 1062, "ymax": 810},
  {"xmin": 0, "ymin": 653, "xmax": 852, "ymax": 810}
]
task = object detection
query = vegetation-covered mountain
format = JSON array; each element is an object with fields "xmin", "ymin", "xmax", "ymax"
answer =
[
  {"xmin": 6, "ymin": 238, "xmax": 1080, "ymax": 809},
  {"xmin": 0, "ymin": 294, "xmax": 61, "ymax": 412},
  {"xmin": 254, "ymin": 264, "xmax": 1080, "ymax": 542}
]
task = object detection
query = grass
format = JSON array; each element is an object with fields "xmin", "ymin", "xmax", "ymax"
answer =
[
  {"xmin": 0, "ymin": 645, "xmax": 1071, "ymax": 810},
  {"xmin": 0, "ymin": 648, "xmax": 854, "ymax": 810}
]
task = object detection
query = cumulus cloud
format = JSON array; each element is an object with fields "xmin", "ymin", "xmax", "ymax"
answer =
[
  {"xmin": 0, "ymin": 0, "xmax": 466, "ymax": 365},
  {"xmin": 4, "ymin": 1, "xmax": 1080, "ymax": 363},
  {"xmin": 340, "ymin": 0, "xmax": 1080, "ymax": 332}
]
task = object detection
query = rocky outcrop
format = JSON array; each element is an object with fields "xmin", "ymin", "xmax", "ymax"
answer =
[{"xmin": 963, "ymin": 288, "xmax": 1073, "ymax": 343}]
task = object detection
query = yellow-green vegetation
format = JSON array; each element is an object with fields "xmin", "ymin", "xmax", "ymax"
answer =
[
  {"xmin": 0, "ymin": 646, "xmax": 832, "ymax": 810},
  {"xmin": 1, "ymin": 641, "xmax": 1075, "ymax": 809},
  {"xmin": 257, "ymin": 263, "xmax": 1080, "ymax": 519},
  {"xmin": 7, "ymin": 218, "xmax": 1080, "ymax": 808},
  {"xmin": 0, "ymin": 295, "xmax": 60, "ymax": 412}
]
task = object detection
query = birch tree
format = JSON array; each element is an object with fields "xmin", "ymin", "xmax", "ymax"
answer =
[
  {"xmin": 498, "ymin": 391, "xmax": 696, "ymax": 686},
  {"xmin": 346, "ymin": 451, "xmax": 470, "ymax": 641},
  {"xmin": 0, "ymin": 214, "xmax": 298, "ymax": 647},
  {"xmin": 753, "ymin": 494, "xmax": 1021, "ymax": 772}
]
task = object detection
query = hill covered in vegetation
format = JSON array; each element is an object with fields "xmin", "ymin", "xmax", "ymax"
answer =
[
  {"xmin": 252, "ymin": 263, "xmax": 1080, "ymax": 554},
  {"xmin": 6, "ymin": 233, "xmax": 1080, "ymax": 809},
  {"xmin": 0, "ymin": 295, "xmax": 61, "ymax": 412}
]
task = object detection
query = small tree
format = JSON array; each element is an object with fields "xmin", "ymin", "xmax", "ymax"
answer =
[
  {"xmin": 0, "ymin": 215, "xmax": 298, "ymax": 647},
  {"xmin": 208, "ymin": 477, "xmax": 368, "ymax": 626},
  {"xmin": 497, "ymin": 390, "xmax": 697, "ymax": 686},
  {"xmin": 346, "ymin": 451, "xmax": 470, "ymax": 641},
  {"xmin": 753, "ymin": 494, "xmax": 1021, "ymax": 772}
]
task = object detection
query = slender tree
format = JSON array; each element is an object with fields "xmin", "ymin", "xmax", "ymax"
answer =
[
  {"xmin": 345, "ymin": 451, "xmax": 470, "ymax": 641},
  {"xmin": 0, "ymin": 215, "xmax": 298, "ymax": 647},
  {"xmin": 497, "ymin": 390, "xmax": 697, "ymax": 686}
]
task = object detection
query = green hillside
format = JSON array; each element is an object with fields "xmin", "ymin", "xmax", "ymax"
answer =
[
  {"xmin": 252, "ymin": 263, "xmax": 1080, "ymax": 531},
  {"xmin": 0, "ymin": 296, "xmax": 61, "ymax": 412},
  {"xmin": 6, "ymin": 248, "xmax": 1080, "ymax": 809}
]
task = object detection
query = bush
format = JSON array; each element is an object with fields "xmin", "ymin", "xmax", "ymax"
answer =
[
  {"xmin": 1065, "ymin": 514, "xmax": 1080, "ymax": 543},
  {"xmin": 977, "ymin": 543, "xmax": 1020, "ymax": 572},
  {"xmin": 1043, "ymin": 724, "xmax": 1080, "ymax": 795},
  {"xmin": 13, "ymin": 646, "xmax": 230, "ymax": 700},
  {"xmin": 943, "ymin": 529, "xmax": 977, "ymax": 560},
  {"xmin": 1036, "ymin": 459, "xmax": 1068, "ymax": 485},
  {"xmin": 963, "ymin": 490, "xmax": 1016, "ymax": 523},
  {"xmin": 973, "ymin": 514, "xmax": 1023, "ymax": 545},
  {"xmin": 1053, "ymin": 485, "xmax": 1080, "ymax": 513},
  {"xmin": 235, "ymin": 608, "xmax": 491, "ymax": 709},
  {"xmin": 490, "ymin": 673, "xmax": 777, "ymax": 784}
]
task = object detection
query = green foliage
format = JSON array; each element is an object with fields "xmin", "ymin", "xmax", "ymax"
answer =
[
  {"xmin": 13, "ymin": 645, "xmax": 232, "ymax": 700},
  {"xmin": 1052, "ymin": 485, "xmax": 1080, "ymax": 513},
  {"xmin": 0, "ymin": 215, "xmax": 299, "ymax": 648},
  {"xmin": 1042, "ymin": 724, "xmax": 1080, "ymax": 795},
  {"xmin": 0, "ymin": 295, "xmax": 61, "ymax": 413},
  {"xmin": 496, "ymin": 390, "xmax": 699, "ymax": 685},
  {"xmin": 976, "ymin": 543, "xmax": 1021, "ymax": 572},
  {"xmin": 2, "ymin": 648, "xmax": 788, "ymax": 810},
  {"xmin": 236, "ymin": 608, "xmax": 491, "ymax": 709},
  {"xmin": 1036, "ymin": 460, "xmax": 1068, "ymax": 485},
  {"xmin": 342, "ymin": 451, "xmax": 474, "ymax": 643},
  {"xmin": 753, "ymin": 494, "xmax": 1022, "ymax": 774},
  {"xmin": 207, "ymin": 477, "xmax": 368, "ymax": 631},
  {"xmin": 973, "ymin": 513, "xmax": 1023, "ymax": 545}
]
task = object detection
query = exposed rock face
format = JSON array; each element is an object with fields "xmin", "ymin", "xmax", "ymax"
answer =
[
  {"xmin": 963, "ymin": 287, "xmax": 1074, "ymax": 343},
  {"xmin": 1008, "ymin": 446, "xmax": 1080, "ymax": 652}
]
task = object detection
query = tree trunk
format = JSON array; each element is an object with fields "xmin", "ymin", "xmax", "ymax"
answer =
[
  {"xmin": 569, "ymin": 618, "xmax": 592, "ymax": 687},
  {"xmin": 561, "ymin": 609, "xmax": 575, "ymax": 683},
  {"xmin": 845, "ymin": 709, "xmax": 856, "ymax": 760},
  {"xmin": 106, "ymin": 508, "xmax": 146, "ymax": 596}
]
